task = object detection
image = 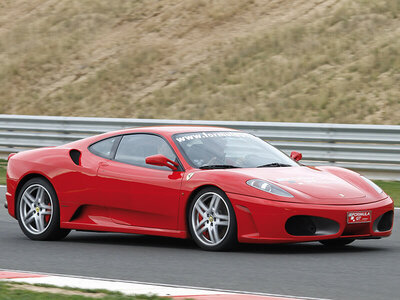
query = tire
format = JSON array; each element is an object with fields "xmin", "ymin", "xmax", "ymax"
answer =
[
  {"xmin": 188, "ymin": 187, "xmax": 237, "ymax": 251},
  {"xmin": 319, "ymin": 238, "xmax": 355, "ymax": 247},
  {"xmin": 16, "ymin": 177, "xmax": 70, "ymax": 241}
]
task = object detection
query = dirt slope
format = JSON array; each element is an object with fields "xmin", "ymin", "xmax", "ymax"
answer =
[{"xmin": 0, "ymin": 0, "xmax": 399, "ymax": 123}]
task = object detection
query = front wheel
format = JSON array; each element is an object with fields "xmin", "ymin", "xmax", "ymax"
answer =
[
  {"xmin": 188, "ymin": 187, "xmax": 237, "ymax": 251},
  {"xmin": 16, "ymin": 178, "xmax": 70, "ymax": 241}
]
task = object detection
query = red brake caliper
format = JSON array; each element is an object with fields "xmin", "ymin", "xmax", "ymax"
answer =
[
  {"xmin": 199, "ymin": 213, "xmax": 210, "ymax": 239},
  {"xmin": 44, "ymin": 204, "xmax": 51, "ymax": 223}
]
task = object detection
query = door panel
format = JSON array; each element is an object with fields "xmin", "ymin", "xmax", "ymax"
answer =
[{"xmin": 96, "ymin": 134, "xmax": 184, "ymax": 230}]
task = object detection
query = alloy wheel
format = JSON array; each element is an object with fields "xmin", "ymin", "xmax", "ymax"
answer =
[
  {"xmin": 191, "ymin": 192, "xmax": 230, "ymax": 246},
  {"xmin": 19, "ymin": 184, "xmax": 53, "ymax": 235}
]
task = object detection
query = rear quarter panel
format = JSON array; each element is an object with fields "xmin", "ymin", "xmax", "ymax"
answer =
[{"xmin": 6, "ymin": 146, "xmax": 99, "ymax": 221}]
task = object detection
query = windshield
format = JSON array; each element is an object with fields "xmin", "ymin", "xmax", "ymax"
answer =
[{"xmin": 173, "ymin": 131, "xmax": 298, "ymax": 169}]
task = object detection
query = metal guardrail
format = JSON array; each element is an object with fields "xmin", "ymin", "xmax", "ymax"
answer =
[{"xmin": 0, "ymin": 114, "xmax": 399, "ymax": 180}]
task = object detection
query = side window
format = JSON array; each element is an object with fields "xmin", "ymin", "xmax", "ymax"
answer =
[
  {"xmin": 89, "ymin": 136, "xmax": 118, "ymax": 159},
  {"xmin": 115, "ymin": 134, "xmax": 177, "ymax": 170}
]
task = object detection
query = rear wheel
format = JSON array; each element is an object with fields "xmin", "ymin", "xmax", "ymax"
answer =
[
  {"xmin": 16, "ymin": 178, "xmax": 70, "ymax": 241},
  {"xmin": 188, "ymin": 187, "xmax": 237, "ymax": 251},
  {"xmin": 319, "ymin": 238, "xmax": 355, "ymax": 247}
]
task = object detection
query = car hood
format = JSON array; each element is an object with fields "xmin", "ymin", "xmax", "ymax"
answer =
[{"xmin": 219, "ymin": 166, "xmax": 382, "ymax": 205}]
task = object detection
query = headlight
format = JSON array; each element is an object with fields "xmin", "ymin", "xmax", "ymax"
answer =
[
  {"xmin": 246, "ymin": 179, "xmax": 294, "ymax": 198},
  {"xmin": 360, "ymin": 176, "xmax": 383, "ymax": 194}
]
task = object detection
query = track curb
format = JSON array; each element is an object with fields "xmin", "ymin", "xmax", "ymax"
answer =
[{"xmin": 0, "ymin": 269, "xmax": 328, "ymax": 300}]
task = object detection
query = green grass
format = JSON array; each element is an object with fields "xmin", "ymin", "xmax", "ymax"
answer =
[
  {"xmin": 374, "ymin": 180, "xmax": 400, "ymax": 207},
  {"xmin": 0, "ymin": 281, "xmax": 170, "ymax": 300},
  {"xmin": 0, "ymin": 160, "xmax": 6, "ymax": 185}
]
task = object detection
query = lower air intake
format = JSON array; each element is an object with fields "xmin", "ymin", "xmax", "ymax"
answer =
[
  {"xmin": 285, "ymin": 215, "xmax": 340, "ymax": 236},
  {"xmin": 373, "ymin": 211, "xmax": 394, "ymax": 232}
]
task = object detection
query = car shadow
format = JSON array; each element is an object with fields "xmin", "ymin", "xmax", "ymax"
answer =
[
  {"xmin": 234, "ymin": 241, "xmax": 388, "ymax": 254},
  {"xmin": 64, "ymin": 231, "xmax": 198, "ymax": 250},
  {"xmin": 62, "ymin": 231, "xmax": 388, "ymax": 254}
]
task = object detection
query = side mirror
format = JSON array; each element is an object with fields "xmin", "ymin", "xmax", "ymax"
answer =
[
  {"xmin": 145, "ymin": 154, "xmax": 179, "ymax": 171},
  {"xmin": 290, "ymin": 151, "xmax": 302, "ymax": 162}
]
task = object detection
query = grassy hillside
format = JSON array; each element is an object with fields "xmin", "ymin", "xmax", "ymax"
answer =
[{"xmin": 0, "ymin": 0, "xmax": 399, "ymax": 123}]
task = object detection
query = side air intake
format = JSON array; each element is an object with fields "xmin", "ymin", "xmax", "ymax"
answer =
[{"xmin": 69, "ymin": 149, "xmax": 81, "ymax": 166}]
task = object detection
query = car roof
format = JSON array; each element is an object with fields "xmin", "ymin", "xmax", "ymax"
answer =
[{"xmin": 106, "ymin": 126, "xmax": 238, "ymax": 137}]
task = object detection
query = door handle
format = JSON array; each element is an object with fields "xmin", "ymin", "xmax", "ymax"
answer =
[{"xmin": 99, "ymin": 162, "xmax": 109, "ymax": 167}]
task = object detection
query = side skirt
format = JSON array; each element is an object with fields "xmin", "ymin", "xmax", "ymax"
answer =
[{"xmin": 61, "ymin": 221, "xmax": 188, "ymax": 239}]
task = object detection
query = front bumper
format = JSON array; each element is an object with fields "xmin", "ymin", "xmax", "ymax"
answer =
[{"xmin": 228, "ymin": 193, "xmax": 394, "ymax": 244}]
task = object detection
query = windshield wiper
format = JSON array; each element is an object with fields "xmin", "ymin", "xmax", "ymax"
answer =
[
  {"xmin": 199, "ymin": 164, "xmax": 240, "ymax": 169},
  {"xmin": 257, "ymin": 163, "xmax": 292, "ymax": 168}
]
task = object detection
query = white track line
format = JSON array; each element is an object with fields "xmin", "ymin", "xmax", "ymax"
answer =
[{"xmin": 0, "ymin": 268, "xmax": 330, "ymax": 300}]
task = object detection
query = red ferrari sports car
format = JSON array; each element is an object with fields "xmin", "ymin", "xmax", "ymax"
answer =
[{"xmin": 5, "ymin": 126, "xmax": 394, "ymax": 250}]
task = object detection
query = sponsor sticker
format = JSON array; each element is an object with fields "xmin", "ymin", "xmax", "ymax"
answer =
[
  {"xmin": 175, "ymin": 131, "xmax": 248, "ymax": 143},
  {"xmin": 347, "ymin": 211, "xmax": 372, "ymax": 224}
]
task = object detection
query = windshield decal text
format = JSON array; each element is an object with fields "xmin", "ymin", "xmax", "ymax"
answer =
[{"xmin": 175, "ymin": 132, "xmax": 248, "ymax": 143}]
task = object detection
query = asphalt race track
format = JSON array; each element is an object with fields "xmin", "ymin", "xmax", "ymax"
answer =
[{"xmin": 0, "ymin": 186, "xmax": 399, "ymax": 300}]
